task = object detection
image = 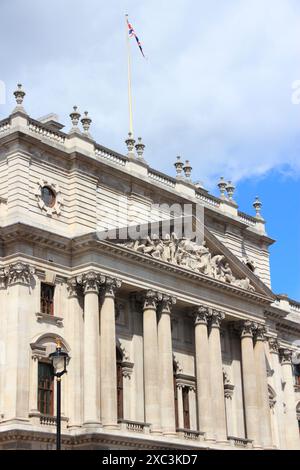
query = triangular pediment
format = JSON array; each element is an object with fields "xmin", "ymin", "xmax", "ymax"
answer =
[{"xmin": 100, "ymin": 216, "xmax": 274, "ymax": 298}]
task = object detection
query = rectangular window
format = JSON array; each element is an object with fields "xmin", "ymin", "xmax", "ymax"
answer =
[
  {"xmin": 38, "ymin": 362, "xmax": 54, "ymax": 415},
  {"xmin": 182, "ymin": 386, "xmax": 190, "ymax": 430},
  {"xmin": 40, "ymin": 283, "xmax": 55, "ymax": 315}
]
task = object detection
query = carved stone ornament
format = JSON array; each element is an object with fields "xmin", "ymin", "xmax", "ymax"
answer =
[
  {"xmin": 1, "ymin": 262, "xmax": 35, "ymax": 286},
  {"xmin": 268, "ymin": 338, "xmax": 279, "ymax": 354},
  {"xmin": 239, "ymin": 320, "xmax": 255, "ymax": 338},
  {"xmin": 254, "ymin": 324, "xmax": 267, "ymax": 342},
  {"xmin": 280, "ymin": 349, "xmax": 293, "ymax": 365},
  {"xmin": 193, "ymin": 305, "xmax": 210, "ymax": 325},
  {"xmin": 100, "ymin": 276, "xmax": 122, "ymax": 297},
  {"xmin": 160, "ymin": 295, "xmax": 176, "ymax": 313},
  {"xmin": 34, "ymin": 179, "xmax": 63, "ymax": 216},
  {"xmin": 67, "ymin": 277, "xmax": 80, "ymax": 298},
  {"xmin": 118, "ymin": 234, "xmax": 255, "ymax": 292},
  {"xmin": 142, "ymin": 290, "xmax": 163, "ymax": 310},
  {"xmin": 210, "ymin": 309, "xmax": 225, "ymax": 328},
  {"xmin": 223, "ymin": 369, "xmax": 235, "ymax": 399},
  {"xmin": 76, "ymin": 272, "xmax": 122, "ymax": 297},
  {"xmin": 77, "ymin": 271, "xmax": 100, "ymax": 294}
]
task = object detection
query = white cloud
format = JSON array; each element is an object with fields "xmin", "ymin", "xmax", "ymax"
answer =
[{"xmin": 1, "ymin": 0, "xmax": 300, "ymax": 190}]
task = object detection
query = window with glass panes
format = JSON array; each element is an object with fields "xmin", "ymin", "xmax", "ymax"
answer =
[{"xmin": 38, "ymin": 362, "xmax": 54, "ymax": 415}]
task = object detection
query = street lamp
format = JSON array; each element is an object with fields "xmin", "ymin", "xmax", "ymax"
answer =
[{"xmin": 49, "ymin": 339, "xmax": 70, "ymax": 451}]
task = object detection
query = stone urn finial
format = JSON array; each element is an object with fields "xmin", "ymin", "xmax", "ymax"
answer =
[
  {"xmin": 125, "ymin": 132, "xmax": 136, "ymax": 156},
  {"xmin": 183, "ymin": 160, "xmax": 192, "ymax": 180},
  {"xmin": 217, "ymin": 176, "xmax": 227, "ymax": 199},
  {"xmin": 226, "ymin": 181, "xmax": 236, "ymax": 200},
  {"xmin": 135, "ymin": 137, "xmax": 145, "ymax": 159},
  {"xmin": 174, "ymin": 156, "xmax": 184, "ymax": 178},
  {"xmin": 13, "ymin": 83, "xmax": 26, "ymax": 106},
  {"xmin": 253, "ymin": 196, "xmax": 263, "ymax": 219},
  {"xmin": 69, "ymin": 105, "xmax": 81, "ymax": 129},
  {"xmin": 81, "ymin": 111, "xmax": 92, "ymax": 137}
]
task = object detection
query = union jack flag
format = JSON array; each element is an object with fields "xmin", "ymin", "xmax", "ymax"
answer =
[{"xmin": 126, "ymin": 16, "xmax": 145, "ymax": 58}]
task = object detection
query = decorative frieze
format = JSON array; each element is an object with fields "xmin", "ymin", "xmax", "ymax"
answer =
[{"xmin": 118, "ymin": 234, "xmax": 255, "ymax": 292}]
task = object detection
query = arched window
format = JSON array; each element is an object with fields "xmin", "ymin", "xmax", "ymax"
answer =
[{"xmin": 116, "ymin": 347, "xmax": 124, "ymax": 420}]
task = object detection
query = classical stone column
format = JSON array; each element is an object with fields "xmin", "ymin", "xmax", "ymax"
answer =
[
  {"xmin": 66, "ymin": 278, "xmax": 83, "ymax": 428},
  {"xmin": 239, "ymin": 320, "xmax": 260, "ymax": 447},
  {"xmin": 157, "ymin": 295, "xmax": 176, "ymax": 436},
  {"xmin": 208, "ymin": 310, "xmax": 227, "ymax": 443},
  {"xmin": 142, "ymin": 290, "xmax": 162, "ymax": 433},
  {"xmin": 280, "ymin": 349, "xmax": 300, "ymax": 450},
  {"xmin": 223, "ymin": 372, "xmax": 235, "ymax": 437},
  {"xmin": 79, "ymin": 271, "xmax": 101, "ymax": 426},
  {"xmin": 253, "ymin": 325, "xmax": 273, "ymax": 449},
  {"xmin": 3, "ymin": 262, "xmax": 35, "ymax": 422},
  {"xmin": 100, "ymin": 276, "xmax": 121, "ymax": 428},
  {"xmin": 193, "ymin": 305, "xmax": 214, "ymax": 440},
  {"xmin": 269, "ymin": 338, "xmax": 287, "ymax": 449}
]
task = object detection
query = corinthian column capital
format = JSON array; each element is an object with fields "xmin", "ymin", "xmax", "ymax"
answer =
[
  {"xmin": 280, "ymin": 348, "xmax": 293, "ymax": 365},
  {"xmin": 193, "ymin": 305, "xmax": 210, "ymax": 325},
  {"xmin": 159, "ymin": 295, "xmax": 176, "ymax": 314},
  {"xmin": 209, "ymin": 309, "xmax": 225, "ymax": 329},
  {"xmin": 254, "ymin": 324, "xmax": 267, "ymax": 342},
  {"xmin": 4, "ymin": 262, "xmax": 35, "ymax": 286},
  {"xmin": 77, "ymin": 271, "xmax": 100, "ymax": 294},
  {"xmin": 268, "ymin": 338, "xmax": 279, "ymax": 354},
  {"xmin": 100, "ymin": 276, "xmax": 122, "ymax": 297},
  {"xmin": 67, "ymin": 277, "xmax": 80, "ymax": 298},
  {"xmin": 142, "ymin": 290, "xmax": 162, "ymax": 310},
  {"xmin": 238, "ymin": 320, "xmax": 256, "ymax": 338}
]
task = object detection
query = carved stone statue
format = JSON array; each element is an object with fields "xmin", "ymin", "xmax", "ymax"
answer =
[{"xmin": 118, "ymin": 234, "xmax": 255, "ymax": 292}]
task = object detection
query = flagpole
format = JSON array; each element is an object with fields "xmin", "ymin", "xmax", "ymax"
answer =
[{"xmin": 125, "ymin": 14, "xmax": 134, "ymax": 137}]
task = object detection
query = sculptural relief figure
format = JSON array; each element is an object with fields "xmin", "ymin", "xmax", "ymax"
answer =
[{"xmin": 118, "ymin": 234, "xmax": 255, "ymax": 292}]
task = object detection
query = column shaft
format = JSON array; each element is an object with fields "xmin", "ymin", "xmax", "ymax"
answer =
[
  {"xmin": 209, "ymin": 311, "xmax": 227, "ymax": 442},
  {"xmin": 194, "ymin": 306, "xmax": 214, "ymax": 440},
  {"xmin": 281, "ymin": 350, "xmax": 300, "ymax": 450},
  {"xmin": 240, "ymin": 321, "xmax": 260, "ymax": 447},
  {"xmin": 143, "ymin": 291, "xmax": 161, "ymax": 433},
  {"xmin": 81, "ymin": 272, "xmax": 100, "ymax": 425},
  {"xmin": 158, "ymin": 296, "xmax": 176, "ymax": 435},
  {"xmin": 254, "ymin": 328, "xmax": 273, "ymax": 448},
  {"xmin": 66, "ymin": 279, "xmax": 83, "ymax": 428},
  {"xmin": 100, "ymin": 277, "xmax": 121, "ymax": 428}
]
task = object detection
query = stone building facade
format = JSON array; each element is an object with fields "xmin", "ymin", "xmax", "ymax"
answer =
[{"xmin": 0, "ymin": 85, "xmax": 299, "ymax": 450}]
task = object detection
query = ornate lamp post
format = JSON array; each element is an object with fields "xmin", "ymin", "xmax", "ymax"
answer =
[{"xmin": 49, "ymin": 339, "xmax": 70, "ymax": 451}]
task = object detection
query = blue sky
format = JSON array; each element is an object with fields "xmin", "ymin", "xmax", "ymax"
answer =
[{"xmin": 0, "ymin": 0, "xmax": 299, "ymax": 298}]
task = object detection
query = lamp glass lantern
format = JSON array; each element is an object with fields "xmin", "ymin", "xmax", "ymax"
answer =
[{"xmin": 49, "ymin": 340, "xmax": 70, "ymax": 376}]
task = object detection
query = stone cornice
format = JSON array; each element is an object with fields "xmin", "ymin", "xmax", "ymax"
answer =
[{"xmin": 0, "ymin": 127, "xmax": 273, "ymax": 245}]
